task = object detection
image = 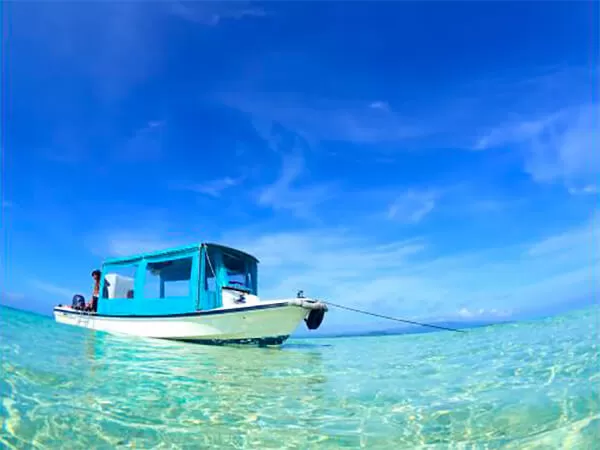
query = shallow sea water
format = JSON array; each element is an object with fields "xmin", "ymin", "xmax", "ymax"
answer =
[{"xmin": 0, "ymin": 305, "xmax": 598, "ymax": 449}]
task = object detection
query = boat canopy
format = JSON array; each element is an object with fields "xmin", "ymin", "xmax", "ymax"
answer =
[
  {"xmin": 103, "ymin": 242, "xmax": 259, "ymax": 266},
  {"xmin": 97, "ymin": 243, "xmax": 259, "ymax": 316}
]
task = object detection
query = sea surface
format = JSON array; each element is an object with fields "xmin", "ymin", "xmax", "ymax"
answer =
[{"xmin": 1, "ymin": 305, "xmax": 598, "ymax": 449}]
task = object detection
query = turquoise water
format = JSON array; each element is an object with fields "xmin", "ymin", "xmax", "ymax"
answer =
[{"xmin": 1, "ymin": 306, "xmax": 598, "ymax": 449}]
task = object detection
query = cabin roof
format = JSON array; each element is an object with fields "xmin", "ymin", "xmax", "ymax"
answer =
[
  {"xmin": 204, "ymin": 242, "xmax": 259, "ymax": 263},
  {"xmin": 102, "ymin": 242, "xmax": 259, "ymax": 266}
]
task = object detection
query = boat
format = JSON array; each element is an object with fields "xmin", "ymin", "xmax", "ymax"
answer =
[{"xmin": 53, "ymin": 243, "xmax": 328, "ymax": 346}]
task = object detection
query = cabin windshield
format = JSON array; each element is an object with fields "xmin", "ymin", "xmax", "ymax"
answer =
[
  {"xmin": 223, "ymin": 252, "xmax": 251, "ymax": 289},
  {"xmin": 205, "ymin": 247, "xmax": 257, "ymax": 295}
]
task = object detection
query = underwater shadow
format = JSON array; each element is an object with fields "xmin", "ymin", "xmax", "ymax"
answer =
[{"xmin": 282, "ymin": 342, "xmax": 333, "ymax": 349}]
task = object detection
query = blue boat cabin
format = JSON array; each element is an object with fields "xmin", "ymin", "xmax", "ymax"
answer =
[{"xmin": 97, "ymin": 243, "xmax": 259, "ymax": 316}]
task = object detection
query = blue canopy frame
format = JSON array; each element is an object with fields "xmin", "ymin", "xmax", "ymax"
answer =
[{"xmin": 97, "ymin": 243, "xmax": 259, "ymax": 316}]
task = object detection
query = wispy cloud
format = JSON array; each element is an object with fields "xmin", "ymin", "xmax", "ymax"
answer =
[
  {"xmin": 86, "ymin": 211, "xmax": 191, "ymax": 258},
  {"xmin": 568, "ymin": 185, "xmax": 599, "ymax": 195},
  {"xmin": 474, "ymin": 103, "xmax": 599, "ymax": 193},
  {"xmin": 456, "ymin": 307, "xmax": 513, "ymax": 320},
  {"xmin": 387, "ymin": 189, "xmax": 439, "ymax": 224},
  {"xmin": 147, "ymin": 120, "xmax": 165, "ymax": 129},
  {"xmin": 2, "ymin": 291, "xmax": 25, "ymax": 302},
  {"xmin": 0, "ymin": 292, "xmax": 28, "ymax": 310},
  {"xmin": 526, "ymin": 215, "xmax": 599, "ymax": 259},
  {"xmin": 257, "ymin": 151, "xmax": 336, "ymax": 220},
  {"xmin": 473, "ymin": 113, "xmax": 560, "ymax": 151},
  {"xmin": 220, "ymin": 94, "xmax": 426, "ymax": 147},
  {"xmin": 89, "ymin": 230, "xmax": 188, "ymax": 258},
  {"xmin": 369, "ymin": 101, "xmax": 390, "ymax": 111},
  {"xmin": 174, "ymin": 176, "xmax": 244, "ymax": 198},
  {"xmin": 30, "ymin": 280, "xmax": 75, "ymax": 299},
  {"xmin": 169, "ymin": 1, "xmax": 268, "ymax": 26},
  {"xmin": 12, "ymin": 3, "xmax": 166, "ymax": 103},
  {"xmin": 121, "ymin": 120, "xmax": 166, "ymax": 161},
  {"xmin": 225, "ymin": 212, "xmax": 598, "ymax": 326}
]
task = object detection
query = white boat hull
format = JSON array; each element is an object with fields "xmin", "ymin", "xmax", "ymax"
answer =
[{"xmin": 53, "ymin": 299, "xmax": 325, "ymax": 346}]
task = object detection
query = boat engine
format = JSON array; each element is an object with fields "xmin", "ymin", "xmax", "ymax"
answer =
[{"xmin": 71, "ymin": 294, "xmax": 85, "ymax": 310}]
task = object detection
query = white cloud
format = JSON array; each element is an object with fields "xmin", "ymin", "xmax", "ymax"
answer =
[
  {"xmin": 387, "ymin": 190, "xmax": 438, "ymax": 223},
  {"xmin": 225, "ymin": 230, "xmax": 432, "ymax": 323},
  {"xmin": 0, "ymin": 291, "xmax": 28, "ymax": 310},
  {"xmin": 87, "ymin": 219, "xmax": 190, "ymax": 258},
  {"xmin": 219, "ymin": 65, "xmax": 594, "ymax": 159},
  {"xmin": 526, "ymin": 218, "xmax": 599, "ymax": 259},
  {"xmin": 257, "ymin": 151, "xmax": 337, "ymax": 220},
  {"xmin": 369, "ymin": 101, "xmax": 390, "ymax": 111},
  {"xmin": 568, "ymin": 185, "xmax": 599, "ymax": 195},
  {"xmin": 99, "ymin": 232, "xmax": 185, "ymax": 258},
  {"xmin": 169, "ymin": 1, "xmax": 268, "ymax": 26},
  {"xmin": 86, "ymin": 209, "xmax": 197, "ymax": 259},
  {"xmin": 147, "ymin": 120, "xmax": 165, "ymax": 128},
  {"xmin": 3, "ymin": 292, "xmax": 25, "ymax": 302},
  {"xmin": 225, "ymin": 213, "xmax": 598, "ymax": 327},
  {"xmin": 473, "ymin": 112, "xmax": 562, "ymax": 151},
  {"xmin": 220, "ymin": 94, "xmax": 426, "ymax": 146},
  {"xmin": 9, "ymin": 3, "xmax": 165, "ymax": 103},
  {"xmin": 456, "ymin": 307, "xmax": 512, "ymax": 320},
  {"xmin": 30, "ymin": 280, "xmax": 76, "ymax": 299},
  {"xmin": 527, "ymin": 104, "xmax": 599, "ymax": 188},
  {"xmin": 474, "ymin": 104, "xmax": 600, "ymax": 193},
  {"xmin": 121, "ymin": 120, "xmax": 166, "ymax": 161},
  {"xmin": 175, "ymin": 176, "xmax": 244, "ymax": 198}
]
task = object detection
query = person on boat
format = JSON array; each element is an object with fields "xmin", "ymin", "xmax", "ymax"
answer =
[{"xmin": 89, "ymin": 269, "xmax": 101, "ymax": 312}]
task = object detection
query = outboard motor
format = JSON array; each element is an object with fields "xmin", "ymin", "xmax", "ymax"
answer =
[{"xmin": 72, "ymin": 294, "xmax": 85, "ymax": 310}]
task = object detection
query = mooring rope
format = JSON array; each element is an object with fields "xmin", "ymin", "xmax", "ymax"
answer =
[{"xmin": 323, "ymin": 301, "xmax": 466, "ymax": 333}]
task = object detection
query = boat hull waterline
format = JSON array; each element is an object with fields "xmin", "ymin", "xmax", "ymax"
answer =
[{"xmin": 53, "ymin": 300, "xmax": 324, "ymax": 346}]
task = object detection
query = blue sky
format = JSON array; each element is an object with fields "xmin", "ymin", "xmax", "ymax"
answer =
[{"xmin": 1, "ymin": 1, "xmax": 598, "ymax": 333}]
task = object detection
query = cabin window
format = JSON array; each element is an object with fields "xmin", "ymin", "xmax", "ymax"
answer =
[
  {"xmin": 143, "ymin": 257, "xmax": 193, "ymax": 299},
  {"xmin": 222, "ymin": 251, "xmax": 251, "ymax": 291},
  {"xmin": 103, "ymin": 264, "xmax": 138, "ymax": 299}
]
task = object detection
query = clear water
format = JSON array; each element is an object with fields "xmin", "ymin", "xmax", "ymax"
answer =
[{"xmin": 1, "ymin": 305, "xmax": 598, "ymax": 449}]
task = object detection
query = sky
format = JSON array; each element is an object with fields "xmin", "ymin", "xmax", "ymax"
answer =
[{"xmin": 1, "ymin": 1, "xmax": 598, "ymax": 334}]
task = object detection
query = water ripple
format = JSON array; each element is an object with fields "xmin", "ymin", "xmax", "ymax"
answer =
[{"xmin": 1, "ymin": 306, "xmax": 598, "ymax": 448}]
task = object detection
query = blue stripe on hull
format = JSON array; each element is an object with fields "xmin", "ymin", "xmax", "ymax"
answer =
[
  {"xmin": 53, "ymin": 302, "xmax": 291, "ymax": 319},
  {"xmin": 173, "ymin": 335, "xmax": 290, "ymax": 347}
]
